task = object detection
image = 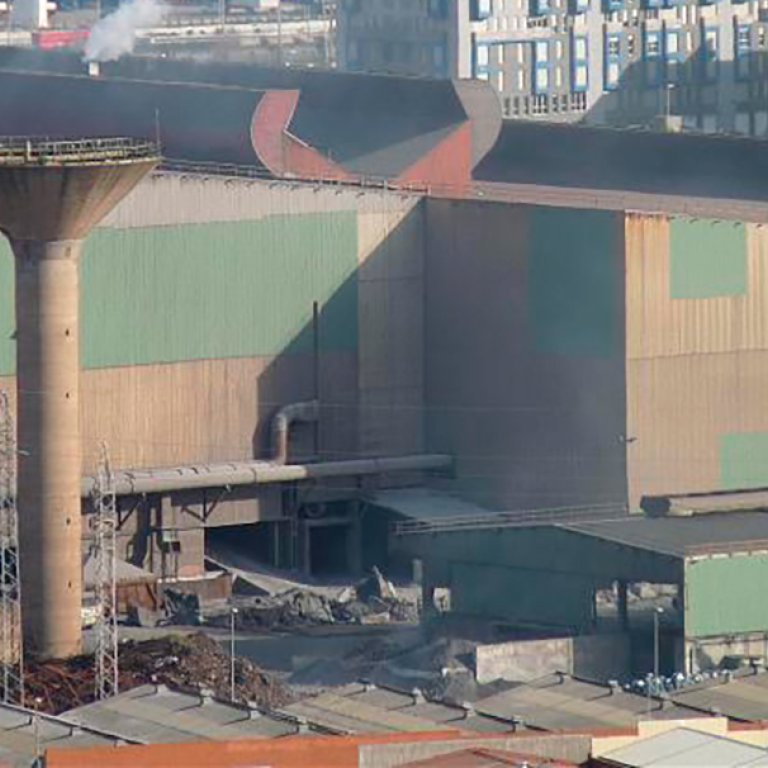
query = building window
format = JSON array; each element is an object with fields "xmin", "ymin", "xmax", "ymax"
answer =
[
  {"xmin": 645, "ymin": 32, "xmax": 661, "ymax": 57},
  {"xmin": 535, "ymin": 66, "xmax": 550, "ymax": 92},
  {"xmin": 701, "ymin": 27, "xmax": 718, "ymax": 82},
  {"xmin": 736, "ymin": 25, "xmax": 751, "ymax": 80},
  {"xmin": 470, "ymin": 0, "xmax": 492, "ymax": 20},
  {"xmin": 477, "ymin": 44, "xmax": 490, "ymax": 67}
]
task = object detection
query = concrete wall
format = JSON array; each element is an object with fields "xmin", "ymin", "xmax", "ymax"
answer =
[
  {"xmin": 687, "ymin": 632, "xmax": 768, "ymax": 673},
  {"xmin": 360, "ymin": 733, "xmax": 592, "ymax": 768},
  {"xmin": 474, "ymin": 633, "xmax": 631, "ymax": 684},
  {"xmin": 424, "ymin": 198, "xmax": 627, "ymax": 510}
]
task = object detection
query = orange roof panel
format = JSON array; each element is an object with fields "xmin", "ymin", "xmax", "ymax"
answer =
[{"xmin": 45, "ymin": 730, "xmax": 463, "ymax": 768}]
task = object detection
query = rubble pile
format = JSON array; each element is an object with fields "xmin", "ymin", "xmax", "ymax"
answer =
[
  {"xmin": 210, "ymin": 567, "xmax": 418, "ymax": 631},
  {"xmin": 23, "ymin": 632, "xmax": 292, "ymax": 714}
]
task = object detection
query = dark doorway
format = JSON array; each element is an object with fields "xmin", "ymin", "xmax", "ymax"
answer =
[{"xmin": 308, "ymin": 523, "xmax": 350, "ymax": 576}]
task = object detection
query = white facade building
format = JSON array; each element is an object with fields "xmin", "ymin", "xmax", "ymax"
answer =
[{"xmin": 338, "ymin": 0, "xmax": 768, "ymax": 134}]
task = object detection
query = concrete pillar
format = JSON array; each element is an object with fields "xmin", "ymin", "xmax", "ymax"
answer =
[
  {"xmin": 617, "ymin": 580, "xmax": 629, "ymax": 632},
  {"xmin": 13, "ymin": 239, "xmax": 83, "ymax": 659},
  {"xmin": 421, "ymin": 582, "xmax": 436, "ymax": 618}
]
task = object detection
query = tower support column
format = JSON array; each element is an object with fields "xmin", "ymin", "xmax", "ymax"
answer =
[{"xmin": 14, "ymin": 239, "xmax": 83, "ymax": 659}]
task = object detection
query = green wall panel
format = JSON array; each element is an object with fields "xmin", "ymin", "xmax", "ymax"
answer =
[
  {"xmin": 720, "ymin": 432, "xmax": 768, "ymax": 490},
  {"xmin": 451, "ymin": 561, "xmax": 593, "ymax": 629},
  {"xmin": 529, "ymin": 208, "xmax": 619, "ymax": 357},
  {"xmin": 686, "ymin": 554, "xmax": 768, "ymax": 637},
  {"xmin": 0, "ymin": 239, "xmax": 12, "ymax": 376},
  {"xmin": 81, "ymin": 212, "xmax": 358, "ymax": 369},
  {"xmin": 670, "ymin": 219, "xmax": 747, "ymax": 299}
]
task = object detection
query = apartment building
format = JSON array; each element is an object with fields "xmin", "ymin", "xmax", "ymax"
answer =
[{"xmin": 337, "ymin": 0, "xmax": 768, "ymax": 134}]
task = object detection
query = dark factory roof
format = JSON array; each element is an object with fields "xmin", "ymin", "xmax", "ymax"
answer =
[
  {"xmin": 561, "ymin": 511, "xmax": 768, "ymax": 558},
  {"xmin": 0, "ymin": 68, "xmax": 269, "ymax": 167},
  {"xmin": 0, "ymin": 48, "xmax": 495, "ymax": 182},
  {"xmin": 475, "ymin": 120, "xmax": 768, "ymax": 205}
]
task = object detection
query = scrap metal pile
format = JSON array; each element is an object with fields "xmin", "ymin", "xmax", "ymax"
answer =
[{"xmin": 22, "ymin": 632, "xmax": 293, "ymax": 714}]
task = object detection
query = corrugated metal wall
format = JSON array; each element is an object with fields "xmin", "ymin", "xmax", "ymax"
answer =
[
  {"xmin": 425, "ymin": 199, "xmax": 627, "ymax": 510},
  {"xmin": 626, "ymin": 214, "xmax": 768, "ymax": 505},
  {"xmin": 81, "ymin": 215, "xmax": 358, "ymax": 369},
  {"xmin": 357, "ymin": 198, "xmax": 425, "ymax": 457},
  {"xmin": 0, "ymin": 175, "xmax": 425, "ymax": 473},
  {"xmin": 685, "ymin": 554, "xmax": 768, "ymax": 638}
]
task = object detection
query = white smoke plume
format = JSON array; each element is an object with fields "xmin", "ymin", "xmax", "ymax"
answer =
[{"xmin": 84, "ymin": 0, "xmax": 166, "ymax": 63}]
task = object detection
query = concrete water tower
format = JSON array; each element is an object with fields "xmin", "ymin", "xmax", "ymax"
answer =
[{"xmin": 0, "ymin": 138, "xmax": 159, "ymax": 659}]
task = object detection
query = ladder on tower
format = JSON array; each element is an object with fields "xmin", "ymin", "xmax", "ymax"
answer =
[
  {"xmin": 0, "ymin": 391, "xmax": 23, "ymax": 706},
  {"xmin": 92, "ymin": 443, "xmax": 118, "ymax": 700}
]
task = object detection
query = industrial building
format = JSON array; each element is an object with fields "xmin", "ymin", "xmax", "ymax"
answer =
[{"xmin": 1, "ymin": 49, "xmax": 768, "ymax": 673}]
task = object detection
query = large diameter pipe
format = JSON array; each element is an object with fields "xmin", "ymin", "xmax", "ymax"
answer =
[
  {"xmin": 81, "ymin": 454, "xmax": 453, "ymax": 497},
  {"xmin": 14, "ymin": 238, "xmax": 83, "ymax": 659},
  {"xmin": 271, "ymin": 400, "xmax": 319, "ymax": 464}
]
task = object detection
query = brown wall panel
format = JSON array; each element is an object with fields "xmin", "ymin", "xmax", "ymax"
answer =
[
  {"xmin": 357, "ymin": 200, "xmax": 425, "ymax": 457},
  {"xmin": 625, "ymin": 214, "xmax": 768, "ymax": 504},
  {"xmin": 627, "ymin": 351, "xmax": 768, "ymax": 504},
  {"xmin": 626, "ymin": 215, "xmax": 768, "ymax": 360},
  {"xmin": 80, "ymin": 352, "xmax": 357, "ymax": 474}
]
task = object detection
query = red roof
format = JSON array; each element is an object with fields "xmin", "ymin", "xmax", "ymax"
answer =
[{"xmin": 45, "ymin": 730, "xmax": 463, "ymax": 768}]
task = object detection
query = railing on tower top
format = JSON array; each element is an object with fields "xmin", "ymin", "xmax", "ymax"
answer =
[{"xmin": 0, "ymin": 137, "xmax": 160, "ymax": 165}]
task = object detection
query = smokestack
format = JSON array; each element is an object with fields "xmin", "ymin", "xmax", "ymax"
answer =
[{"xmin": 0, "ymin": 137, "xmax": 158, "ymax": 659}]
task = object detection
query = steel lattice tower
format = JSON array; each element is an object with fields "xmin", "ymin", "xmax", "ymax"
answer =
[
  {"xmin": 93, "ymin": 443, "xmax": 118, "ymax": 700},
  {"xmin": 0, "ymin": 391, "xmax": 23, "ymax": 705}
]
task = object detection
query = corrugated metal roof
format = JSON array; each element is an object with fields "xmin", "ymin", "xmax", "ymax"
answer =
[
  {"xmin": 671, "ymin": 671, "xmax": 768, "ymax": 722},
  {"xmin": 82, "ymin": 552, "xmax": 154, "ymax": 587},
  {"xmin": 369, "ymin": 488, "xmax": 495, "ymax": 522},
  {"xmin": 473, "ymin": 675, "xmax": 703, "ymax": 731},
  {"xmin": 560, "ymin": 511, "xmax": 768, "ymax": 557},
  {"xmin": 0, "ymin": 700, "xmax": 126, "ymax": 768},
  {"xmin": 475, "ymin": 120, "xmax": 768, "ymax": 206},
  {"xmin": 601, "ymin": 727, "xmax": 768, "ymax": 767},
  {"xmin": 65, "ymin": 684, "xmax": 330, "ymax": 743},
  {"xmin": 281, "ymin": 683, "xmax": 516, "ymax": 735}
]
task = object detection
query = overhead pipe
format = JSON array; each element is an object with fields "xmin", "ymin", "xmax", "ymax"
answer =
[
  {"xmin": 80, "ymin": 454, "xmax": 453, "ymax": 498},
  {"xmin": 270, "ymin": 400, "xmax": 320, "ymax": 464}
]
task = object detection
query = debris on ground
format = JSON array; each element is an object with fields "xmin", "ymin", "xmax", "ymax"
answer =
[
  {"xmin": 163, "ymin": 589, "xmax": 203, "ymax": 625},
  {"xmin": 356, "ymin": 566, "xmax": 399, "ymax": 603},
  {"xmin": 22, "ymin": 632, "xmax": 292, "ymax": 715},
  {"xmin": 203, "ymin": 567, "xmax": 419, "ymax": 631}
]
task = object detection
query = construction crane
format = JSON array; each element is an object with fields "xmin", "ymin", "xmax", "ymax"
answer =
[
  {"xmin": 0, "ymin": 391, "xmax": 23, "ymax": 705},
  {"xmin": 92, "ymin": 443, "xmax": 118, "ymax": 700}
]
